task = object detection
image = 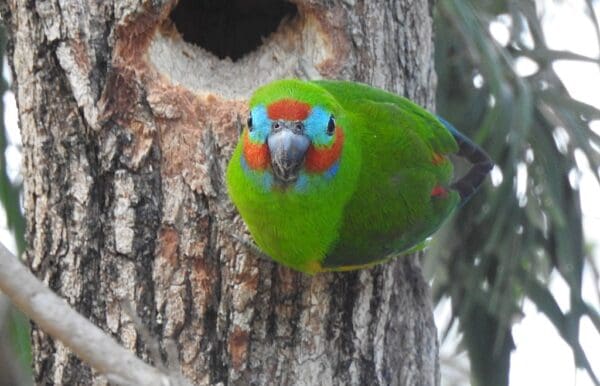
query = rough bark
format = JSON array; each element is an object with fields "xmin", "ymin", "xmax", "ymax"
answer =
[{"xmin": 1, "ymin": 0, "xmax": 439, "ymax": 385}]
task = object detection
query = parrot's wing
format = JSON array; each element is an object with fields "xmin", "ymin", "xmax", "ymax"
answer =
[
  {"xmin": 314, "ymin": 79, "xmax": 458, "ymax": 156},
  {"xmin": 358, "ymin": 99, "xmax": 492, "ymax": 204},
  {"xmin": 317, "ymin": 98, "xmax": 461, "ymax": 269},
  {"xmin": 382, "ymin": 99, "xmax": 458, "ymax": 155},
  {"xmin": 354, "ymin": 98, "xmax": 459, "ymax": 158}
]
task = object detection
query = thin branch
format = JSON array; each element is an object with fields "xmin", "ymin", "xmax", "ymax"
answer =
[
  {"xmin": 0, "ymin": 242, "xmax": 192, "ymax": 386},
  {"xmin": 121, "ymin": 300, "xmax": 169, "ymax": 374},
  {"xmin": 584, "ymin": 0, "xmax": 600, "ymax": 68},
  {"xmin": 520, "ymin": 48, "xmax": 600, "ymax": 65}
]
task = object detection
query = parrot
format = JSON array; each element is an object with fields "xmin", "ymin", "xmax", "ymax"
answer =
[{"xmin": 226, "ymin": 79, "xmax": 492, "ymax": 274}]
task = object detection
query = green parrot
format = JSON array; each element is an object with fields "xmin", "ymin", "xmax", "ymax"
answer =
[{"xmin": 226, "ymin": 79, "xmax": 492, "ymax": 274}]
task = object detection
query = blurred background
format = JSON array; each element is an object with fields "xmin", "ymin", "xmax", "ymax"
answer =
[
  {"xmin": 0, "ymin": 0, "xmax": 599, "ymax": 385},
  {"xmin": 431, "ymin": 0, "xmax": 600, "ymax": 385}
]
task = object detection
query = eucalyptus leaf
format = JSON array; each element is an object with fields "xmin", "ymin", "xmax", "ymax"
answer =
[{"xmin": 433, "ymin": 0, "xmax": 600, "ymax": 385}]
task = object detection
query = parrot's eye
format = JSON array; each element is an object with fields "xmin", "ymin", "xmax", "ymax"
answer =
[
  {"xmin": 247, "ymin": 115, "xmax": 253, "ymax": 131},
  {"xmin": 272, "ymin": 122, "xmax": 280, "ymax": 130},
  {"xmin": 327, "ymin": 115, "xmax": 335, "ymax": 136},
  {"xmin": 294, "ymin": 122, "xmax": 304, "ymax": 134}
]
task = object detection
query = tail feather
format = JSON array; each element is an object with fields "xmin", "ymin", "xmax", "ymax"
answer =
[{"xmin": 437, "ymin": 116, "xmax": 494, "ymax": 206}]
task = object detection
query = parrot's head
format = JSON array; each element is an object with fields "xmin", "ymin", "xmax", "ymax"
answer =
[{"xmin": 241, "ymin": 79, "xmax": 344, "ymax": 190}]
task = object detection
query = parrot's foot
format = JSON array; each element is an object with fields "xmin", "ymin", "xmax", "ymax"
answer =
[{"xmin": 230, "ymin": 233, "xmax": 272, "ymax": 261}]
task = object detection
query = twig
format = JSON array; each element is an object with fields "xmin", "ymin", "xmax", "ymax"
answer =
[
  {"xmin": 0, "ymin": 242, "xmax": 192, "ymax": 386},
  {"xmin": 121, "ymin": 300, "xmax": 167, "ymax": 372}
]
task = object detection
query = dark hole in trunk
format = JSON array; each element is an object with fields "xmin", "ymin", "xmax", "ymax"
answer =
[{"xmin": 170, "ymin": 0, "xmax": 298, "ymax": 61}]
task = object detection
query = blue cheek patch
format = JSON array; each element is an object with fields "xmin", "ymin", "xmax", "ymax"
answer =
[
  {"xmin": 295, "ymin": 173, "xmax": 309, "ymax": 192},
  {"xmin": 292, "ymin": 161, "xmax": 340, "ymax": 193},
  {"xmin": 324, "ymin": 161, "xmax": 340, "ymax": 180},
  {"xmin": 241, "ymin": 153, "xmax": 250, "ymax": 173},
  {"xmin": 244, "ymin": 105, "xmax": 274, "ymax": 192},
  {"xmin": 262, "ymin": 172, "xmax": 274, "ymax": 192},
  {"xmin": 241, "ymin": 154, "xmax": 273, "ymax": 192},
  {"xmin": 304, "ymin": 106, "xmax": 335, "ymax": 147},
  {"xmin": 248, "ymin": 105, "xmax": 270, "ymax": 143}
]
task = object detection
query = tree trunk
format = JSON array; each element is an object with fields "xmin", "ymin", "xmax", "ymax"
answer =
[{"xmin": 1, "ymin": 0, "xmax": 439, "ymax": 385}]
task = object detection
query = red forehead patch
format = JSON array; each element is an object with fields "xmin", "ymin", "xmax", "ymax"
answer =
[{"xmin": 267, "ymin": 99, "xmax": 311, "ymax": 121}]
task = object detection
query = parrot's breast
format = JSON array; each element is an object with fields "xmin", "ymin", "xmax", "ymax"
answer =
[{"xmin": 226, "ymin": 139, "xmax": 359, "ymax": 273}]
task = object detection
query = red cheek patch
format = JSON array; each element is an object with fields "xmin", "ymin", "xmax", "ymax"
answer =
[
  {"xmin": 267, "ymin": 99, "xmax": 311, "ymax": 121},
  {"xmin": 243, "ymin": 130, "xmax": 270, "ymax": 170},
  {"xmin": 305, "ymin": 127, "xmax": 344, "ymax": 173}
]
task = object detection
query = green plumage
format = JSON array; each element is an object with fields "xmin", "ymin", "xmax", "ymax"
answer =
[{"xmin": 226, "ymin": 79, "xmax": 467, "ymax": 274}]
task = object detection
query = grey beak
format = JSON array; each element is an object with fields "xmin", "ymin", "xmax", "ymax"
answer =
[{"xmin": 267, "ymin": 124, "xmax": 310, "ymax": 184}]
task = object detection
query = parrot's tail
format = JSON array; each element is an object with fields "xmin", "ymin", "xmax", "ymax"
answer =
[{"xmin": 437, "ymin": 117, "xmax": 494, "ymax": 206}]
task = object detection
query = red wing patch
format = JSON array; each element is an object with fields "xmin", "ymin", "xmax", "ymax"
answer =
[
  {"xmin": 432, "ymin": 152, "xmax": 446, "ymax": 165},
  {"xmin": 431, "ymin": 185, "xmax": 448, "ymax": 198}
]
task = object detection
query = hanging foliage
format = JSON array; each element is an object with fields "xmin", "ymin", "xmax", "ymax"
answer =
[{"xmin": 431, "ymin": 1, "xmax": 600, "ymax": 385}]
